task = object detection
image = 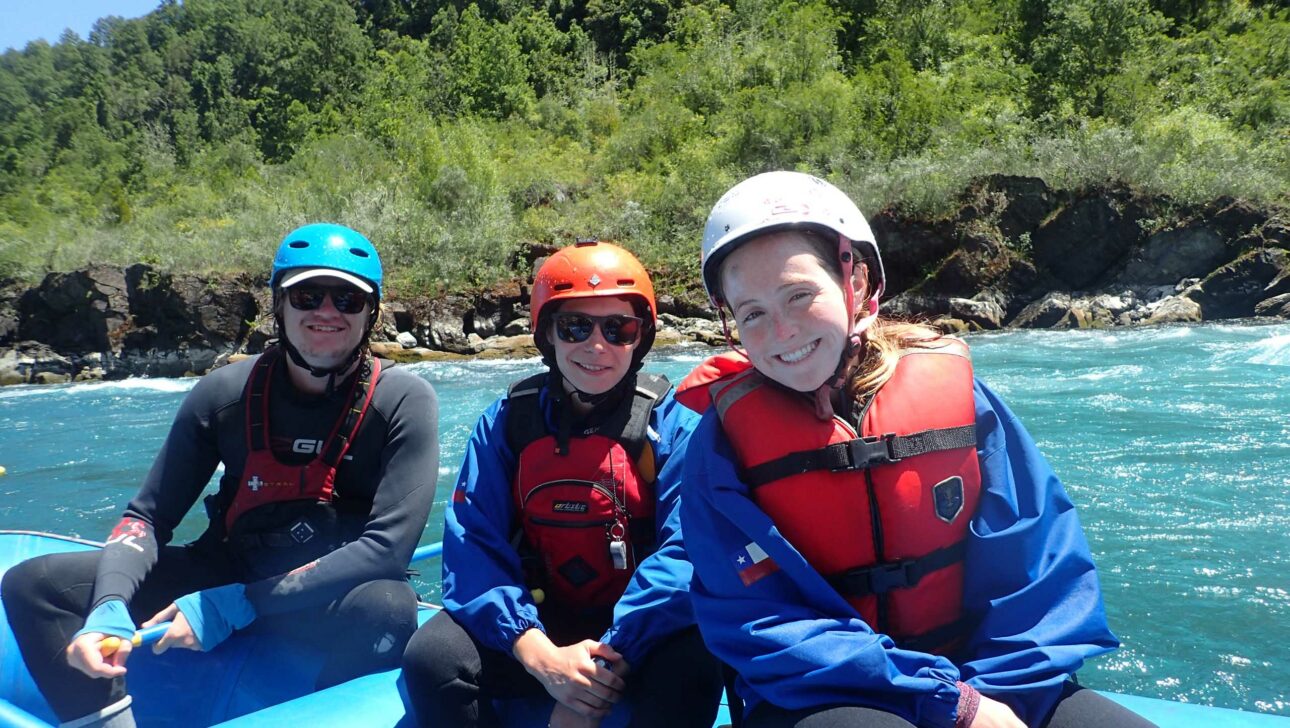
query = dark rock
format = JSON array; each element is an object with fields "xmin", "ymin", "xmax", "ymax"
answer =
[
  {"xmin": 870, "ymin": 214, "xmax": 956, "ymax": 297},
  {"xmin": 1188, "ymin": 248, "xmax": 1290, "ymax": 319},
  {"xmin": 17, "ymin": 267, "xmax": 130, "ymax": 353},
  {"xmin": 884, "ymin": 292, "xmax": 951, "ymax": 321},
  {"xmin": 1010, "ymin": 292, "xmax": 1074, "ymax": 329},
  {"xmin": 960, "ymin": 175, "xmax": 1060, "ymax": 243},
  {"xmin": 1032, "ymin": 194, "xmax": 1145, "ymax": 289},
  {"xmin": 1114, "ymin": 224, "xmax": 1232, "ymax": 286},
  {"xmin": 122, "ymin": 265, "xmax": 257, "ymax": 354},
  {"xmin": 1209, "ymin": 199, "xmax": 1268, "ymax": 242},
  {"xmin": 1255, "ymin": 293, "xmax": 1290, "ymax": 318}
]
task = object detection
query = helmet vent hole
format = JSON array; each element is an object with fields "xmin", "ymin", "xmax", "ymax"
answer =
[
  {"xmin": 553, "ymin": 282, "xmax": 574, "ymax": 292},
  {"xmin": 350, "ymin": 248, "xmax": 370, "ymax": 258},
  {"xmin": 617, "ymin": 278, "xmax": 635, "ymax": 287},
  {"xmin": 288, "ymin": 241, "xmax": 309, "ymax": 249}
]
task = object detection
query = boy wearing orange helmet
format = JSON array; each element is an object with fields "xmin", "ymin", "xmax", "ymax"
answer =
[{"xmin": 401, "ymin": 241, "xmax": 722, "ymax": 728}]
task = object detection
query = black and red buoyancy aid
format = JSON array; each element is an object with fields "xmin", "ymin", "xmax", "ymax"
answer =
[
  {"xmin": 678, "ymin": 340, "xmax": 980, "ymax": 654},
  {"xmin": 221, "ymin": 346, "xmax": 382, "ymax": 535},
  {"xmin": 506, "ymin": 373, "xmax": 669, "ymax": 612}
]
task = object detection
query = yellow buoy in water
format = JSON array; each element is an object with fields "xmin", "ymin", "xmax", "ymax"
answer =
[{"xmin": 0, "ymin": 465, "xmax": 6, "ymax": 476}]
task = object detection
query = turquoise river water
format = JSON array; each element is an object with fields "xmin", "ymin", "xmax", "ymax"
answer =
[{"xmin": 1, "ymin": 322, "xmax": 1287, "ymax": 716}]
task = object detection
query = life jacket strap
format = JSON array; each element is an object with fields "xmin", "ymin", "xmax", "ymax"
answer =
[
  {"xmin": 743, "ymin": 424, "xmax": 976, "ymax": 488},
  {"xmin": 826, "ymin": 541, "xmax": 966, "ymax": 598}
]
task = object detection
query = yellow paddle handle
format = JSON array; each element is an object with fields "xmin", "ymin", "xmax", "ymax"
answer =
[{"xmin": 99, "ymin": 633, "xmax": 142, "ymax": 657}]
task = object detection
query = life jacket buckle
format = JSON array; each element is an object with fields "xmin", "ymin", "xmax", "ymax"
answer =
[
  {"xmin": 867, "ymin": 558, "xmax": 919, "ymax": 594},
  {"xmin": 837, "ymin": 433, "xmax": 901, "ymax": 471}
]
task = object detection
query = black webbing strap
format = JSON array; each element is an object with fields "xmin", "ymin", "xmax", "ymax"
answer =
[
  {"xmin": 319, "ymin": 356, "xmax": 380, "ymax": 469},
  {"xmin": 826, "ymin": 541, "xmax": 966, "ymax": 598},
  {"xmin": 244, "ymin": 347, "xmax": 281, "ymax": 452},
  {"xmin": 743, "ymin": 424, "xmax": 976, "ymax": 488}
]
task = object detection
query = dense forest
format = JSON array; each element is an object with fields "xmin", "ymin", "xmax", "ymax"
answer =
[{"xmin": 0, "ymin": 0, "xmax": 1286, "ymax": 297}]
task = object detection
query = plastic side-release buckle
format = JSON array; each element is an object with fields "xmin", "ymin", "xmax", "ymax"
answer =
[
  {"xmin": 866, "ymin": 558, "xmax": 919, "ymax": 594},
  {"xmin": 836, "ymin": 433, "xmax": 901, "ymax": 471}
]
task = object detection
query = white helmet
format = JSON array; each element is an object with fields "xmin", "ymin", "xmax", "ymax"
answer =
[{"xmin": 700, "ymin": 171, "xmax": 885, "ymax": 307}]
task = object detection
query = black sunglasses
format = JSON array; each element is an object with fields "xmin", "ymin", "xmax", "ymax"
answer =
[
  {"xmin": 553, "ymin": 313, "xmax": 644, "ymax": 346},
  {"xmin": 286, "ymin": 284, "xmax": 372, "ymax": 315}
]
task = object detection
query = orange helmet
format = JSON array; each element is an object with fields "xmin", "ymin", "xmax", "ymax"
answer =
[{"xmin": 530, "ymin": 240, "xmax": 658, "ymax": 368}]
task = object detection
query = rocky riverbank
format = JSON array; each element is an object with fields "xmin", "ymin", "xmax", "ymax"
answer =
[{"xmin": 3, "ymin": 176, "xmax": 1287, "ymax": 386}]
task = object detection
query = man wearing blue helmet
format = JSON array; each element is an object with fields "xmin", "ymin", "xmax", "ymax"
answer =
[{"xmin": 3, "ymin": 224, "xmax": 440, "ymax": 728}]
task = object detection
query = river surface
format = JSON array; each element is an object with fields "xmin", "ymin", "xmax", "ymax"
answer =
[{"xmin": 2, "ymin": 322, "xmax": 1287, "ymax": 715}]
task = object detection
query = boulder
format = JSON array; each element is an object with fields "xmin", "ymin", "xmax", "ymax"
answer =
[
  {"xmin": 1010, "ymin": 292, "xmax": 1074, "ymax": 329},
  {"xmin": 948, "ymin": 297, "xmax": 1004, "ymax": 330},
  {"xmin": 1255, "ymin": 293, "xmax": 1290, "ymax": 318},
  {"xmin": 1144, "ymin": 295, "xmax": 1203, "ymax": 325},
  {"xmin": 0, "ymin": 341, "xmax": 75, "ymax": 386},
  {"xmin": 1188, "ymin": 248, "xmax": 1290, "ymax": 319}
]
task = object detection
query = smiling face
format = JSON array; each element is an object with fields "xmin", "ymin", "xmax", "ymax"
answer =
[
  {"xmin": 547, "ymin": 296, "xmax": 640, "ymax": 398},
  {"xmin": 720, "ymin": 231, "xmax": 857, "ymax": 393},
  {"xmin": 279, "ymin": 274, "xmax": 370, "ymax": 372}
]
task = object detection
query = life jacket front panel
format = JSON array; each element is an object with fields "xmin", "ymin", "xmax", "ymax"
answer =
[
  {"xmin": 515, "ymin": 433, "xmax": 655, "ymax": 609},
  {"xmin": 862, "ymin": 346, "xmax": 979, "ymax": 644},
  {"xmin": 221, "ymin": 348, "xmax": 381, "ymax": 535},
  {"xmin": 507, "ymin": 374, "xmax": 667, "ymax": 619},
  {"xmin": 707, "ymin": 340, "xmax": 980, "ymax": 651}
]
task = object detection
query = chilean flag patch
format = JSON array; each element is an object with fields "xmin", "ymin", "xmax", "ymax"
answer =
[{"xmin": 733, "ymin": 541, "xmax": 779, "ymax": 586}]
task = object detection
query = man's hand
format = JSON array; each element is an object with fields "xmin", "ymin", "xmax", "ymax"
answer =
[
  {"xmin": 513, "ymin": 630, "xmax": 625, "ymax": 718},
  {"xmin": 67, "ymin": 632, "xmax": 131, "ymax": 679},
  {"xmin": 142, "ymin": 603, "xmax": 203, "ymax": 654},
  {"xmin": 970, "ymin": 695, "xmax": 1026, "ymax": 728}
]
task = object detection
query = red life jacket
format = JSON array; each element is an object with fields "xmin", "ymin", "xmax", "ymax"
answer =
[
  {"xmin": 678, "ymin": 341, "xmax": 980, "ymax": 653},
  {"xmin": 221, "ymin": 346, "xmax": 382, "ymax": 537},
  {"xmin": 507, "ymin": 374, "xmax": 668, "ymax": 619}
]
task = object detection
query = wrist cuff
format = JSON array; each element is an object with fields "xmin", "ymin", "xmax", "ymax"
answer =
[{"xmin": 954, "ymin": 681, "xmax": 981, "ymax": 728}]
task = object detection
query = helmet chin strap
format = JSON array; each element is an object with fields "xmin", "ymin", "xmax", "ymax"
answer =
[
  {"xmin": 810, "ymin": 236, "xmax": 882, "ymax": 420},
  {"xmin": 274, "ymin": 305, "xmax": 371, "ymax": 396}
]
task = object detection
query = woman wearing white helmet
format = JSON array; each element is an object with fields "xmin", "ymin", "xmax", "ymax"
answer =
[{"xmin": 675, "ymin": 172, "xmax": 1150, "ymax": 728}]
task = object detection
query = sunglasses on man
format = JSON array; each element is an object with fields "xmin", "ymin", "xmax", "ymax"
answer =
[
  {"xmin": 553, "ymin": 312, "xmax": 644, "ymax": 346},
  {"xmin": 286, "ymin": 284, "xmax": 373, "ymax": 315}
]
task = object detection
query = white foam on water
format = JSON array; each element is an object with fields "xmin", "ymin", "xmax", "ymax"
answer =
[{"xmin": 1246, "ymin": 333, "xmax": 1290, "ymax": 367}]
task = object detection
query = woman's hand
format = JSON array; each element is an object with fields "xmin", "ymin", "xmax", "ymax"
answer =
[
  {"xmin": 970, "ymin": 695, "xmax": 1026, "ymax": 728},
  {"xmin": 513, "ymin": 629, "xmax": 625, "ymax": 718}
]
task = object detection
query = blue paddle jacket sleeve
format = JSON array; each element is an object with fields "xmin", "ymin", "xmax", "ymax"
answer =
[
  {"xmin": 681, "ymin": 378, "xmax": 1118, "ymax": 728},
  {"xmin": 74, "ymin": 600, "xmax": 135, "ymax": 641},
  {"xmin": 442, "ymin": 384, "xmax": 703, "ymax": 665},
  {"xmin": 600, "ymin": 394, "xmax": 703, "ymax": 667},
  {"xmin": 174, "ymin": 583, "xmax": 257, "ymax": 651}
]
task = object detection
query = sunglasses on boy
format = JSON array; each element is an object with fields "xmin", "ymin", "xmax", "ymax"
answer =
[
  {"xmin": 286, "ymin": 284, "xmax": 373, "ymax": 315},
  {"xmin": 553, "ymin": 312, "xmax": 644, "ymax": 346}
]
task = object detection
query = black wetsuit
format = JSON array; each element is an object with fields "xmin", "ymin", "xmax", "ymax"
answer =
[{"xmin": 2, "ymin": 352, "xmax": 440, "ymax": 722}]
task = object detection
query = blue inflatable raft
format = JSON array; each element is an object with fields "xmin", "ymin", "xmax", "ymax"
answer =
[{"xmin": 1, "ymin": 530, "xmax": 1285, "ymax": 727}]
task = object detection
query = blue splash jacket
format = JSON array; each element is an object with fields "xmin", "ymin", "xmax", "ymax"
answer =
[
  {"xmin": 681, "ymin": 379, "xmax": 1119, "ymax": 728},
  {"xmin": 442, "ymin": 379, "xmax": 702, "ymax": 667}
]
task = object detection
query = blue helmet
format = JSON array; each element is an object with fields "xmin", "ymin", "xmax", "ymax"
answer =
[{"xmin": 270, "ymin": 223, "xmax": 383, "ymax": 299}]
